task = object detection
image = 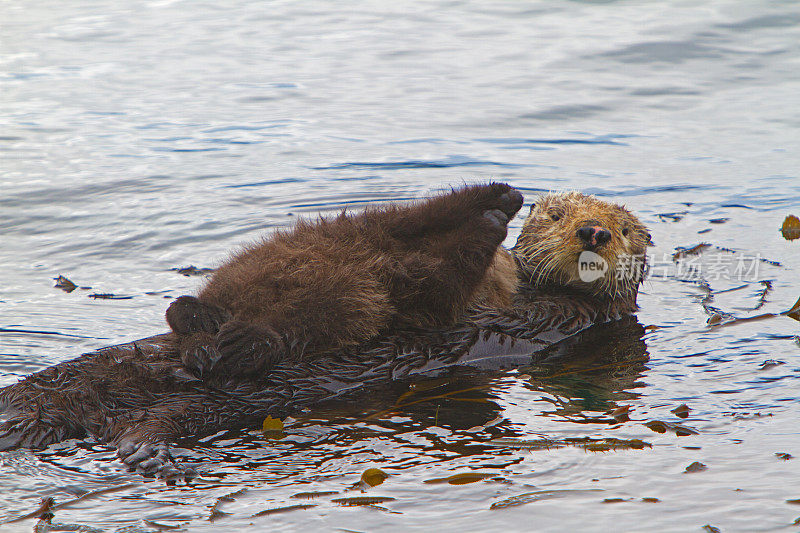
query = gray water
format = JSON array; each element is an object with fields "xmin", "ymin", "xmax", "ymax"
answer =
[{"xmin": 2, "ymin": 1, "xmax": 800, "ymax": 531}]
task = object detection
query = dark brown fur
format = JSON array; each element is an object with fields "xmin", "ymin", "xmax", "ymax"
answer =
[
  {"xmin": 166, "ymin": 183, "xmax": 523, "ymax": 380},
  {"xmin": 0, "ymin": 190, "xmax": 649, "ymax": 478}
]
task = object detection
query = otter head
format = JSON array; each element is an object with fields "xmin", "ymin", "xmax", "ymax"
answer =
[{"xmin": 512, "ymin": 192, "xmax": 650, "ymax": 302}]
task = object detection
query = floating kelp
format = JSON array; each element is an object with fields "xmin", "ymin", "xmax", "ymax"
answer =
[
  {"xmin": 252, "ymin": 504, "xmax": 316, "ymax": 517},
  {"xmin": 490, "ymin": 489, "xmax": 603, "ymax": 510},
  {"xmin": 424, "ymin": 472, "xmax": 496, "ymax": 485},
  {"xmin": 53, "ymin": 275, "xmax": 78, "ymax": 292},
  {"xmin": 3, "ymin": 497, "xmax": 54, "ymax": 524},
  {"xmin": 657, "ymin": 211, "xmax": 688, "ymax": 222},
  {"xmin": 644, "ymin": 420, "xmax": 698, "ymax": 436},
  {"xmin": 262, "ymin": 416, "xmax": 285, "ymax": 440},
  {"xmin": 707, "ymin": 295, "xmax": 800, "ymax": 327},
  {"xmin": 170, "ymin": 265, "xmax": 215, "ymax": 276},
  {"xmin": 760, "ymin": 360, "xmax": 785, "ymax": 370},
  {"xmin": 88, "ymin": 293, "xmax": 134, "ymax": 300},
  {"xmin": 609, "ymin": 405, "xmax": 632, "ymax": 422},
  {"xmin": 209, "ymin": 488, "xmax": 247, "ymax": 521},
  {"xmin": 601, "ymin": 498, "xmax": 630, "ymax": 503},
  {"xmin": 331, "ymin": 496, "xmax": 396, "ymax": 506},
  {"xmin": 670, "ymin": 404, "xmax": 691, "ymax": 418},
  {"xmin": 672, "ymin": 243, "xmax": 711, "ymax": 260},
  {"xmin": 684, "ymin": 461, "xmax": 707, "ymax": 473},
  {"xmin": 291, "ymin": 491, "xmax": 340, "ymax": 499},
  {"xmin": 487, "ymin": 436, "xmax": 651, "ymax": 451},
  {"xmin": 781, "ymin": 215, "xmax": 800, "ymax": 241},
  {"xmin": 360, "ymin": 468, "xmax": 389, "ymax": 487}
]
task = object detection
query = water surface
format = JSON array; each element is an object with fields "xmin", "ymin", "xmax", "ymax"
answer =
[{"xmin": 1, "ymin": 1, "xmax": 799, "ymax": 531}]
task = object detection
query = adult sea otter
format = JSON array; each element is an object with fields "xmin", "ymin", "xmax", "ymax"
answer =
[{"xmin": 0, "ymin": 185, "xmax": 649, "ymax": 477}]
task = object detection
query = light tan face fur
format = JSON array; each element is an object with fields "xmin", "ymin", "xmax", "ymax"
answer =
[{"xmin": 512, "ymin": 192, "xmax": 650, "ymax": 299}]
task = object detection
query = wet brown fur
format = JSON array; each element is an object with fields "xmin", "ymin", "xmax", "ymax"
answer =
[
  {"xmin": 167, "ymin": 183, "xmax": 524, "ymax": 379},
  {"xmin": 0, "ymin": 189, "xmax": 649, "ymax": 475}
]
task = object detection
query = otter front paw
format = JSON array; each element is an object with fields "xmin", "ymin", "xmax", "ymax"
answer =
[
  {"xmin": 166, "ymin": 295, "xmax": 231, "ymax": 335},
  {"xmin": 487, "ymin": 183, "xmax": 524, "ymax": 219},
  {"xmin": 214, "ymin": 320, "xmax": 285, "ymax": 378}
]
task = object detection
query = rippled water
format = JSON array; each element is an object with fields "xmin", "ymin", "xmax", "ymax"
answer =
[{"xmin": 2, "ymin": 1, "xmax": 799, "ymax": 531}]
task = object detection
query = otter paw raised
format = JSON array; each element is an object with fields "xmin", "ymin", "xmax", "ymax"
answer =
[{"xmin": 495, "ymin": 187, "xmax": 524, "ymax": 219}]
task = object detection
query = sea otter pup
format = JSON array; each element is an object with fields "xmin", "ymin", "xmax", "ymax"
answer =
[{"xmin": 166, "ymin": 183, "xmax": 524, "ymax": 380}]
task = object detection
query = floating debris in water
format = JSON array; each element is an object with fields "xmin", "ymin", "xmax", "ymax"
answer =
[
  {"xmin": 53, "ymin": 275, "xmax": 78, "ymax": 292},
  {"xmin": 670, "ymin": 404, "xmax": 691, "ymax": 418},
  {"xmin": 171, "ymin": 265, "xmax": 215, "ymax": 276},
  {"xmin": 702, "ymin": 525, "xmax": 721, "ymax": 533},
  {"xmin": 88, "ymin": 293, "xmax": 133, "ymax": 300},
  {"xmin": 601, "ymin": 498, "xmax": 630, "ymax": 504},
  {"xmin": 708, "ymin": 295, "xmax": 800, "ymax": 328},
  {"xmin": 781, "ymin": 215, "xmax": 800, "ymax": 241},
  {"xmin": 332, "ymin": 496, "xmax": 396, "ymax": 506},
  {"xmin": 684, "ymin": 461, "xmax": 707, "ymax": 473},
  {"xmin": 644, "ymin": 420, "xmax": 698, "ymax": 436},
  {"xmin": 424, "ymin": 473, "xmax": 496, "ymax": 485},
  {"xmin": 760, "ymin": 360, "xmax": 785, "ymax": 370},
  {"xmin": 252, "ymin": 504, "xmax": 316, "ymax": 517},
  {"xmin": 776, "ymin": 452, "xmax": 793, "ymax": 460},
  {"xmin": 361, "ymin": 468, "xmax": 389, "ymax": 487},
  {"xmin": 488, "ymin": 436, "xmax": 651, "ymax": 451},
  {"xmin": 672, "ymin": 243, "xmax": 711, "ymax": 260},
  {"xmin": 641, "ymin": 497, "xmax": 660, "ymax": 503},
  {"xmin": 609, "ymin": 405, "xmax": 632, "ymax": 422},
  {"xmin": 657, "ymin": 211, "xmax": 688, "ymax": 222},
  {"xmin": 7, "ymin": 496, "xmax": 55, "ymax": 523},
  {"xmin": 291, "ymin": 491, "xmax": 339, "ymax": 499},
  {"xmin": 490, "ymin": 489, "xmax": 602, "ymax": 510},
  {"xmin": 209, "ymin": 488, "xmax": 247, "ymax": 521},
  {"xmin": 262, "ymin": 415, "xmax": 285, "ymax": 440}
]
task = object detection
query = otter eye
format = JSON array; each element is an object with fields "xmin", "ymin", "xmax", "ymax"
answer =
[
  {"xmin": 548, "ymin": 211, "xmax": 562, "ymax": 221},
  {"xmin": 622, "ymin": 227, "xmax": 629, "ymax": 236}
]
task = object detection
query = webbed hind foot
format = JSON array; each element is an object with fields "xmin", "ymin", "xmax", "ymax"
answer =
[{"xmin": 117, "ymin": 439, "xmax": 196, "ymax": 481}]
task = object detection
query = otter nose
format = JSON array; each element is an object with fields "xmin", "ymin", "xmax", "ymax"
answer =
[{"xmin": 577, "ymin": 225, "xmax": 611, "ymax": 248}]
